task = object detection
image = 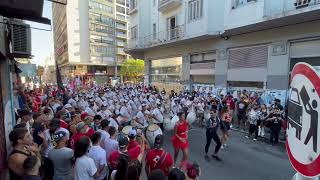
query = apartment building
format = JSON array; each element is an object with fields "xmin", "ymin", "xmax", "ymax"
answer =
[
  {"xmin": 52, "ymin": 0, "xmax": 130, "ymax": 81},
  {"xmin": 126, "ymin": 0, "xmax": 320, "ymax": 91}
]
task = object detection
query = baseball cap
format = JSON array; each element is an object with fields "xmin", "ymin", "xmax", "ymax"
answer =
[
  {"xmin": 80, "ymin": 112, "xmax": 88, "ymax": 120},
  {"xmin": 154, "ymin": 134, "xmax": 164, "ymax": 149},
  {"xmin": 53, "ymin": 131, "xmax": 67, "ymax": 142},
  {"xmin": 76, "ymin": 122, "xmax": 86, "ymax": 132},
  {"xmin": 128, "ymin": 129, "xmax": 137, "ymax": 138},
  {"xmin": 118, "ymin": 135, "xmax": 129, "ymax": 148}
]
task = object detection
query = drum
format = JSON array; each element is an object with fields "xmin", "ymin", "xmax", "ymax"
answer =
[
  {"xmin": 164, "ymin": 115, "xmax": 179, "ymax": 131},
  {"xmin": 122, "ymin": 126, "xmax": 133, "ymax": 135},
  {"xmin": 186, "ymin": 112, "xmax": 196, "ymax": 125},
  {"xmin": 146, "ymin": 124, "xmax": 163, "ymax": 146}
]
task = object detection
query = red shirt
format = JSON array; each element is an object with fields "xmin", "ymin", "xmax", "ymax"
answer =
[
  {"xmin": 60, "ymin": 119, "xmax": 69, "ymax": 129},
  {"xmin": 86, "ymin": 128, "xmax": 95, "ymax": 137},
  {"xmin": 225, "ymin": 97, "xmax": 235, "ymax": 110},
  {"xmin": 128, "ymin": 140, "xmax": 139, "ymax": 151},
  {"xmin": 146, "ymin": 149, "xmax": 173, "ymax": 176},
  {"xmin": 70, "ymin": 133, "xmax": 86, "ymax": 149},
  {"xmin": 108, "ymin": 146, "xmax": 141, "ymax": 170}
]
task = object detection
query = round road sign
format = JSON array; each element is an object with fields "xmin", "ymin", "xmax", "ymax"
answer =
[{"xmin": 287, "ymin": 62, "xmax": 320, "ymax": 177}]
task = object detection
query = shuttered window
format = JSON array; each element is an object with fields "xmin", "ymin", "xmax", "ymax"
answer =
[{"xmin": 228, "ymin": 45, "xmax": 268, "ymax": 69}]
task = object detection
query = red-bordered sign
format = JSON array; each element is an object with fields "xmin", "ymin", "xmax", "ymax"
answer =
[{"xmin": 287, "ymin": 62, "xmax": 320, "ymax": 177}]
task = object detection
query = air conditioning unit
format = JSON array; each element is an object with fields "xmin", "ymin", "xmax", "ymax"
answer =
[{"xmin": 10, "ymin": 22, "xmax": 32, "ymax": 58}]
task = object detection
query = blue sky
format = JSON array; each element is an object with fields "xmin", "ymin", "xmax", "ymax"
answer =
[{"xmin": 28, "ymin": 1, "xmax": 53, "ymax": 66}]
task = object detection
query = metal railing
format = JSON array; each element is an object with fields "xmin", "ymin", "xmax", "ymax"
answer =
[
  {"xmin": 126, "ymin": 25, "xmax": 185, "ymax": 50},
  {"xmin": 264, "ymin": 0, "xmax": 320, "ymax": 17}
]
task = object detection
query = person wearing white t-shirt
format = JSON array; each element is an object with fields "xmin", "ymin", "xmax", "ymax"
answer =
[
  {"xmin": 133, "ymin": 104, "xmax": 148, "ymax": 130},
  {"xmin": 119, "ymin": 101, "xmax": 130, "ymax": 126},
  {"xmin": 151, "ymin": 103, "xmax": 164, "ymax": 131},
  {"xmin": 88, "ymin": 132, "xmax": 108, "ymax": 180},
  {"xmin": 103, "ymin": 126, "xmax": 119, "ymax": 160},
  {"xmin": 74, "ymin": 136, "xmax": 98, "ymax": 180},
  {"xmin": 97, "ymin": 120, "xmax": 110, "ymax": 148}
]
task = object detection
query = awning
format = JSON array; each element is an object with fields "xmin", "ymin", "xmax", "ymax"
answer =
[{"xmin": 0, "ymin": 0, "xmax": 51, "ymax": 25}]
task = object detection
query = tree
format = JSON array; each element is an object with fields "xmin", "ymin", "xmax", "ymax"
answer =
[{"xmin": 119, "ymin": 59, "xmax": 144, "ymax": 83}]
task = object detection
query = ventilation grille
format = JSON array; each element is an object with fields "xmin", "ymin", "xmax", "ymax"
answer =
[
  {"xmin": 228, "ymin": 45, "xmax": 268, "ymax": 69},
  {"xmin": 11, "ymin": 23, "xmax": 31, "ymax": 58}
]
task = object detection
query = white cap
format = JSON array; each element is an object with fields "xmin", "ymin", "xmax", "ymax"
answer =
[{"xmin": 64, "ymin": 104, "xmax": 72, "ymax": 109}]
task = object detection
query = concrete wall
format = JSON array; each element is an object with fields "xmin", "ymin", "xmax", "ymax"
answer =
[
  {"xmin": 66, "ymin": 0, "xmax": 82, "ymax": 63},
  {"xmin": 143, "ymin": 20, "xmax": 320, "ymax": 89},
  {"xmin": 224, "ymin": 0, "xmax": 265, "ymax": 30},
  {"xmin": 78, "ymin": 0, "xmax": 90, "ymax": 64}
]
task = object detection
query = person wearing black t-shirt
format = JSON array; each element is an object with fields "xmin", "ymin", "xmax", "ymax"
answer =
[{"xmin": 266, "ymin": 108, "xmax": 284, "ymax": 145}]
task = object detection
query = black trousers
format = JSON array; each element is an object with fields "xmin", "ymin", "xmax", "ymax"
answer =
[
  {"xmin": 205, "ymin": 129, "xmax": 221, "ymax": 154},
  {"xmin": 270, "ymin": 124, "xmax": 281, "ymax": 144},
  {"xmin": 42, "ymin": 157, "xmax": 54, "ymax": 180},
  {"xmin": 249, "ymin": 124, "xmax": 258, "ymax": 139}
]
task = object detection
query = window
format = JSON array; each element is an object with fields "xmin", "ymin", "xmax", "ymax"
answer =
[
  {"xmin": 188, "ymin": 0, "xmax": 203, "ymax": 22},
  {"xmin": 130, "ymin": 0, "xmax": 137, "ymax": 10},
  {"xmin": 90, "ymin": 45, "xmax": 114, "ymax": 56},
  {"xmin": 90, "ymin": 23, "xmax": 114, "ymax": 34},
  {"xmin": 131, "ymin": 26, "xmax": 137, "ymax": 39},
  {"xmin": 89, "ymin": 13, "xmax": 115, "ymax": 27},
  {"xmin": 89, "ymin": 1, "xmax": 113, "ymax": 14},
  {"xmin": 232, "ymin": 0, "xmax": 257, "ymax": 9},
  {"xmin": 152, "ymin": 23, "xmax": 156, "ymax": 40}
]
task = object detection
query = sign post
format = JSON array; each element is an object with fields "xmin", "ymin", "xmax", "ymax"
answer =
[{"xmin": 287, "ymin": 63, "xmax": 320, "ymax": 180}]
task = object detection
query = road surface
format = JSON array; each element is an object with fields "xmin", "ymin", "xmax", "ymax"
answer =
[{"xmin": 159, "ymin": 127, "xmax": 295, "ymax": 180}]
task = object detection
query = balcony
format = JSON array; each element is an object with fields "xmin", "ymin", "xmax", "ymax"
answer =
[
  {"xmin": 116, "ymin": 32, "xmax": 127, "ymax": 39},
  {"xmin": 264, "ymin": 0, "xmax": 320, "ymax": 18},
  {"xmin": 117, "ymin": 48, "xmax": 126, "ymax": 54},
  {"xmin": 117, "ymin": 41, "xmax": 125, "ymax": 47},
  {"xmin": 116, "ymin": 15, "xmax": 126, "ymax": 22},
  {"xmin": 116, "ymin": 23, "xmax": 127, "ymax": 30},
  {"xmin": 158, "ymin": 0, "xmax": 182, "ymax": 12},
  {"xmin": 125, "ymin": 25, "xmax": 185, "ymax": 50}
]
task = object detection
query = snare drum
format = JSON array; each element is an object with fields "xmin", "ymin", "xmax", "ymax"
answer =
[
  {"xmin": 146, "ymin": 124, "xmax": 162, "ymax": 146},
  {"xmin": 122, "ymin": 126, "xmax": 133, "ymax": 135}
]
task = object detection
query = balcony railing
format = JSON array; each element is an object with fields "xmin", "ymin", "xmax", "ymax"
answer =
[
  {"xmin": 158, "ymin": 0, "xmax": 182, "ymax": 12},
  {"xmin": 126, "ymin": 25, "xmax": 185, "ymax": 50},
  {"xmin": 116, "ymin": 24, "xmax": 127, "ymax": 30},
  {"xmin": 264, "ymin": 0, "xmax": 320, "ymax": 17},
  {"xmin": 116, "ymin": 15, "xmax": 126, "ymax": 22}
]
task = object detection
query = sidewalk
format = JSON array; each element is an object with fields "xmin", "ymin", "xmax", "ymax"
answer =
[{"xmin": 230, "ymin": 126, "xmax": 286, "ymax": 144}]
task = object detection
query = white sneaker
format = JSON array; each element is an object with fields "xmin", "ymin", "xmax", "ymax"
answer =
[
  {"xmin": 245, "ymin": 136, "xmax": 250, "ymax": 139},
  {"xmin": 221, "ymin": 146, "xmax": 224, "ymax": 149},
  {"xmin": 253, "ymin": 138, "xmax": 257, "ymax": 141}
]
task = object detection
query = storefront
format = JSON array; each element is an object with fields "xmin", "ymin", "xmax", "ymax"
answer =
[
  {"xmin": 227, "ymin": 45, "xmax": 268, "ymax": 89},
  {"xmin": 289, "ymin": 39, "xmax": 320, "ymax": 73},
  {"xmin": 150, "ymin": 57, "xmax": 183, "ymax": 91}
]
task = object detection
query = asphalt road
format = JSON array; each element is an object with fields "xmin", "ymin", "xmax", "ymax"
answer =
[{"xmin": 159, "ymin": 127, "xmax": 295, "ymax": 180}]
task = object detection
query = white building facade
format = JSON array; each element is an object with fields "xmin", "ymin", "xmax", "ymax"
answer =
[{"xmin": 126, "ymin": 0, "xmax": 320, "ymax": 91}]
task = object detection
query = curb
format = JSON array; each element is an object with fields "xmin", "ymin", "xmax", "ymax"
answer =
[{"xmin": 230, "ymin": 127, "xmax": 286, "ymax": 144}]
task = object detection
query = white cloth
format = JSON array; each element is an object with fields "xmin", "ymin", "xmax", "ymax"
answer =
[
  {"xmin": 74, "ymin": 155, "xmax": 97, "ymax": 180},
  {"xmin": 88, "ymin": 146, "xmax": 108, "ymax": 180}
]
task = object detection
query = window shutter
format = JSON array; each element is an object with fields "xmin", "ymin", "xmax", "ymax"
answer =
[{"xmin": 228, "ymin": 45, "xmax": 268, "ymax": 69}]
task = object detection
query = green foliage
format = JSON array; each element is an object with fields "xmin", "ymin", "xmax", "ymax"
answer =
[{"xmin": 119, "ymin": 59, "xmax": 145, "ymax": 83}]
